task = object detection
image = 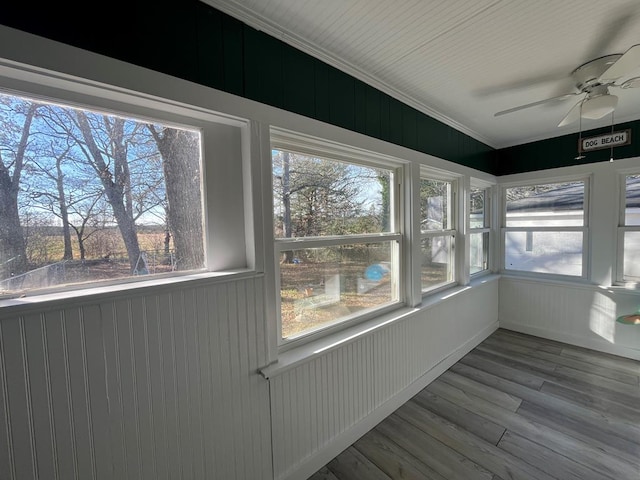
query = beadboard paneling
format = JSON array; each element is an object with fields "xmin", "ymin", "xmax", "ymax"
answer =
[
  {"xmin": 0, "ymin": 275, "xmax": 271, "ymax": 480},
  {"xmin": 499, "ymin": 277, "xmax": 640, "ymax": 361},
  {"xmin": 270, "ymin": 280, "xmax": 499, "ymax": 480}
]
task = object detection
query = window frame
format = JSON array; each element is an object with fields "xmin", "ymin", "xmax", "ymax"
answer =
[
  {"xmin": 500, "ymin": 175, "xmax": 591, "ymax": 280},
  {"xmin": 419, "ymin": 166, "xmax": 460, "ymax": 295},
  {"xmin": 0, "ymin": 59, "xmax": 257, "ymax": 301},
  {"xmin": 469, "ymin": 180, "xmax": 492, "ymax": 277},
  {"xmin": 616, "ymin": 170, "xmax": 640, "ymax": 285},
  {"xmin": 270, "ymin": 128, "xmax": 406, "ymax": 349}
]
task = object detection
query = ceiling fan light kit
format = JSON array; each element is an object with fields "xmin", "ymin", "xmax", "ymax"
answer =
[{"xmin": 495, "ymin": 44, "xmax": 640, "ymax": 128}]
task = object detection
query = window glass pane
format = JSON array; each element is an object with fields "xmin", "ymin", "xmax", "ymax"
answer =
[
  {"xmin": 0, "ymin": 92, "xmax": 204, "ymax": 297},
  {"xmin": 421, "ymin": 236, "xmax": 453, "ymax": 290},
  {"xmin": 506, "ymin": 182, "xmax": 584, "ymax": 227},
  {"xmin": 625, "ymin": 175, "xmax": 640, "ymax": 226},
  {"xmin": 272, "ymin": 150, "xmax": 393, "ymax": 238},
  {"xmin": 504, "ymin": 231, "xmax": 582, "ymax": 275},
  {"xmin": 279, "ymin": 242, "xmax": 397, "ymax": 339},
  {"xmin": 470, "ymin": 231, "xmax": 488, "ymax": 274},
  {"xmin": 420, "ymin": 179, "xmax": 451, "ymax": 232},
  {"xmin": 623, "ymin": 231, "xmax": 640, "ymax": 281},
  {"xmin": 470, "ymin": 188, "xmax": 485, "ymax": 229}
]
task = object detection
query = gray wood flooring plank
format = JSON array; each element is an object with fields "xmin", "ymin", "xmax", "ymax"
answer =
[
  {"xmin": 308, "ymin": 467, "xmax": 340, "ymax": 480},
  {"xmin": 497, "ymin": 329, "xmax": 640, "ymax": 375},
  {"xmin": 484, "ymin": 336, "xmax": 640, "ymax": 385},
  {"xmin": 518, "ymin": 400, "xmax": 640, "ymax": 467},
  {"xmin": 424, "ymin": 375, "xmax": 640, "ymax": 480},
  {"xmin": 498, "ymin": 430, "xmax": 613, "ymax": 480},
  {"xmin": 308, "ymin": 330, "xmax": 640, "ymax": 480},
  {"xmin": 438, "ymin": 370, "xmax": 522, "ymax": 411},
  {"xmin": 395, "ymin": 401, "xmax": 557, "ymax": 480},
  {"xmin": 476, "ymin": 343, "xmax": 557, "ymax": 372},
  {"xmin": 469, "ymin": 348, "xmax": 640, "ymax": 411},
  {"xmin": 539, "ymin": 381, "xmax": 640, "ymax": 424},
  {"xmin": 327, "ymin": 446, "xmax": 392, "ymax": 480},
  {"xmin": 353, "ymin": 428, "xmax": 447, "ymax": 480},
  {"xmin": 553, "ymin": 364, "xmax": 640, "ymax": 398},
  {"xmin": 492, "ymin": 329, "xmax": 563, "ymax": 354},
  {"xmin": 482, "ymin": 338, "xmax": 640, "ymax": 392},
  {"xmin": 448, "ymin": 363, "xmax": 640, "ymax": 446},
  {"xmin": 560, "ymin": 345, "xmax": 640, "ymax": 376},
  {"xmin": 375, "ymin": 414, "xmax": 494, "ymax": 480},
  {"xmin": 460, "ymin": 352, "xmax": 545, "ymax": 389},
  {"xmin": 415, "ymin": 387, "xmax": 506, "ymax": 444}
]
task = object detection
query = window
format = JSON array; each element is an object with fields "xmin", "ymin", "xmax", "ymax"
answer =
[
  {"xmin": 470, "ymin": 185, "xmax": 490, "ymax": 275},
  {"xmin": 618, "ymin": 173, "xmax": 640, "ymax": 283},
  {"xmin": 420, "ymin": 173, "xmax": 456, "ymax": 292},
  {"xmin": 502, "ymin": 179, "xmax": 588, "ymax": 277},
  {"xmin": 0, "ymin": 76, "xmax": 251, "ymax": 299},
  {"xmin": 271, "ymin": 132, "xmax": 402, "ymax": 342}
]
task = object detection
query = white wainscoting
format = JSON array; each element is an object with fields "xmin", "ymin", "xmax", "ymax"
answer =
[
  {"xmin": 0, "ymin": 274, "xmax": 501, "ymax": 480},
  {"xmin": 269, "ymin": 279, "xmax": 499, "ymax": 480},
  {"xmin": 499, "ymin": 276, "xmax": 640, "ymax": 361},
  {"xmin": 0, "ymin": 274, "xmax": 272, "ymax": 480}
]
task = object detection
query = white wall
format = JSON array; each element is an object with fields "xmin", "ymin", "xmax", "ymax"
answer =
[
  {"xmin": 500, "ymin": 276, "xmax": 640, "ymax": 360},
  {"xmin": 268, "ymin": 279, "xmax": 498, "ymax": 480},
  {"xmin": 0, "ymin": 273, "xmax": 498, "ymax": 480},
  {"xmin": 0, "ymin": 25, "xmax": 500, "ymax": 480},
  {"xmin": 0, "ymin": 274, "xmax": 273, "ymax": 480},
  {"xmin": 498, "ymin": 156, "xmax": 640, "ymax": 361}
]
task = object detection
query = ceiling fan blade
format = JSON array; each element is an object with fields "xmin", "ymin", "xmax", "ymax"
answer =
[
  {"xmin": 494, "ymin": 93, "xmax": 580, "ymax": 117},
  {"xmin": 599, "ymin": 44, "xmax": 640, "ymax": 82},
  {"xmin": 557, "ymin": 100, "xmax": 583, "ymax": 127},
  {"xmin": 620, "ymin": 76, "xmax": 640, "ymax": 89},
  {"xmin": 474, "ymin": 68, "xmax": 570, "ymax": 97},
  {"xmin": 584, "ymin": 5, "xmax": 638, "ymax": 61}
]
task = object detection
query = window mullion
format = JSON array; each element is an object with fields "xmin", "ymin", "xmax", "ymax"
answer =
[{"xmin": 275, "ymin": 233, "xmax": 402, "ymax": 251}]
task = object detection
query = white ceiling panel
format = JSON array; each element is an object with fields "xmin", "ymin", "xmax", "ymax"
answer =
[{"xmin": 204, "ymin": 0, "xmax": 640, "ymax": 148}]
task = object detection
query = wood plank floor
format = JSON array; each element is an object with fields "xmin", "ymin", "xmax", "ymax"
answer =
[{"xmin": 308, "ymin": 328, "xmax": 640, "ymax": 480}]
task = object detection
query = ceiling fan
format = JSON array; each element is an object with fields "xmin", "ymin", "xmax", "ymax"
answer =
[{"xmin": 494, "ymin": 44, "xmax": 640, "ymax": 127}]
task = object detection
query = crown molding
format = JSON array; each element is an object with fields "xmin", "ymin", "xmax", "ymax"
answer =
[{"xmin": 201, "ymin": 0, "xmax": 497, "ymax": 149}]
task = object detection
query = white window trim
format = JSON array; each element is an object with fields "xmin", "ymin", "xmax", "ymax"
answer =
[
  {"xmin": 419, "ymin": 166, "xmax": 461, "ymax": 295},
  {"xmin": 616, "ymin": 170, "xmax": 640, "ymax": 285},
  {"xmin": 500, "ymin": 175, "xmax": 591, "ymax": 280},
  {"xmin": 0, "ymin": 56, "xmax": 259, "ymax": 301},
  {"xmin": 269, "ymin": 127, "xmax": 408, "ymax": 350},
  {"xmin": 469, "ymin": 180, "xmax": 493, "ymax": 278}
]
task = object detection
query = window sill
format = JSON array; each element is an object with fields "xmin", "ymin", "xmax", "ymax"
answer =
[
  {"xmin": 501, "ymin": 274, "xmax": 640, "ymax": 297},
  {"xmin": 0, "ymin": 268, "xmax": 257, "ymax": 318},
  {"xmin": 260, "ymin": 274, "xmax": 500, "ymax": 379}
]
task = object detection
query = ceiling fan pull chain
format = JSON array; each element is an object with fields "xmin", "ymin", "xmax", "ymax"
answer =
[
  {"xmin": 575, "ymin": 102, "xmax": 586, "ymax": 160},
  {"xmin": 610, "ymin": 111, "xmax": 615, "ymax": 162}
]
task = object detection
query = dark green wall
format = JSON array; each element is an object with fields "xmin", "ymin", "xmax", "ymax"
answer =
[
  {"xmin": 496, "ymin": 119, "xmax": 640, "ymax": 175},
  {"xmin": 0, "ymin": 1, "xmax": 496, "ymax": 174}
]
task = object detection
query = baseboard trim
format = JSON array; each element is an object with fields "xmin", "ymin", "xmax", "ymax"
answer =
[{"xmin": 280, "ymin": 320, "xmax": 499, "ymax": 480}]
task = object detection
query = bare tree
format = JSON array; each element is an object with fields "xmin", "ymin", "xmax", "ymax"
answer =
[
  {"xmin": 75, "ymin": 111, "xmax": 142, "ymax": 271},
  {"xmin": 67, "ymin": 192, "xmax": 108, "ymax": 260},
  {"xmin": 0, "ymin": 101, "xmax": 38, "ymax": 278},
  {"xmin": 28, "ymin": 145, "xmax": 75, "ymax": 259},
  {"xmin": 148, "ymin": 125, "xmax": 203, "ymax": 270}
]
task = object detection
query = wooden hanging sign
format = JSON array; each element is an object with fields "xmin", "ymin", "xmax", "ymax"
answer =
[{"xmin": 579, "ymin": 129, "xmax": 631, "ymax": 152}]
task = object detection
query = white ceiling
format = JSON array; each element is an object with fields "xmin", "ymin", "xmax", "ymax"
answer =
[{"xmin": 204, "ymin": 0, "xmax": 640, "ymax": 149}]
